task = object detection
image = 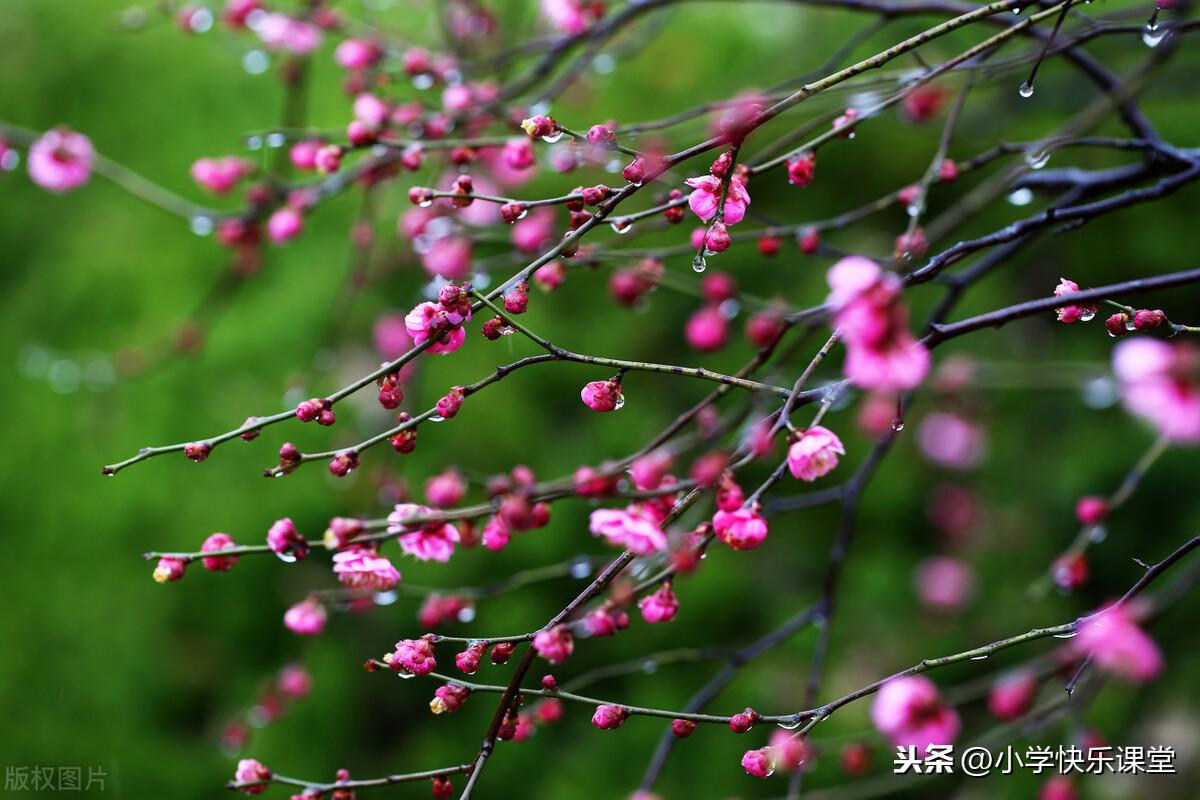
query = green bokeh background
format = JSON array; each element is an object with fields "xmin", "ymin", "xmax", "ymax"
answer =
[{"xmin": 1, "ymin": 1, "xmax": 1198, "ymax": 797}]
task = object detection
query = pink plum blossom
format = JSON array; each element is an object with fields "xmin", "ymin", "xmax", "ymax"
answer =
[
  {"xmin": 190, "ymin": 156, "xmax": 248, "ymax": 194},
  {"xmin": 581, "ymin": 379, "xmax": 623, "ymax": 412},
  {"xmin": 629, "ymin": 451, "xmax": 672, "ymax": 491},
  {"xmin": 685, "ymin": 305, "xmax": 729, "ymax": 352},
  {"xmin": 533, "ymin": 625, "xmax": 574, "ymax": 664},
  {"xmin": 332, "ymin": 546, "xmax": 401, "ymax": 590},
  {"xmin": 917, "ymin": 412, "xmax": 987, "ymax": 469},
  {"xmin": 711, "ymin": 507, "xmax": 769, "ymax": 551},
  {"xmin": 255, "ymin": 13, "xmax": 322, "ymax": 54},
  {"xmin": 1113, "ymin": 338, "xmax": 1200, "ymax": 443},
  {"xmin": 28, "ymin": 128, "xmax": 93, "ymax": 192},
  {"xmin": 200, "ymin": 532, "xmax": 239, "ymax": 571},
  {"xmin": 387, "ymin": 637, "xmax": 437, "ymax": 676},
  {"xmin": 542, "ymin": 0, "xmax": 594, "ymax": 34},
  {"xmin": 684, "ymin": 174, "xmax": 750, "ymax": 225},
  {"xmin": 405, "ymin": 301, "xmax": 466, "ymax": 355},
  {"xmin": 639, "ymin": 583, "xmax": 679, "ymax": 623},
  {"xmin": 589, "ymin": 505, "xmax": 669, "ymax": 554},
  {"xmin": 267, "ymin": 207, "xmax": 303, "ymax": 244},
  {"xmin": 870, "ymin": 676, "xmax": 960, "ymax": 751},
  {"xmin": 426, "ymin": 470, "xmax": 466, "ymax": 507},
  {"xmin": 283, "ymin": 597, "xmax": 326, "ymax": 635},
  {"xmin": 988, "ymin": 672, "xmax": 1037, "ymax": 721},
  {"xmin": 1073, "ymin": 604, "xmax": 1162, "ymax": 683},
  {"xmin": 334, "ymin": 38, "xmax": 381, "ymax": 70},
  {"xmin": 233, "ymin": 758, "xmax": 271, "ymax": 794},
  {"xmin": 787, "ymin": 426, "xmax": 845, "ymax": 481},
  {"xmin": 914, "ymin": 556, "xmax": 975, "ymax": 612},
  {"xmin": 420, "ymin": 234, "xmax": 473, "ymax": 280},
  {"xmin": 388, "ymin": 503, "xmax": 461, "ymax": 562}
]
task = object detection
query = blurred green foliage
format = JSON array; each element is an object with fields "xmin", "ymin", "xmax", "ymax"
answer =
[{"xmin": 1, "ymin": 0, "xmax": 1199, "ymax": 797}]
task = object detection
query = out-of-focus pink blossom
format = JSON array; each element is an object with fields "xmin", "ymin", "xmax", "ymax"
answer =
[
  {"xmin": 589, "ymin": 505, "xmax": 668, "ymax": 554},
  {"xmin": 1073, "ymin": 604, "xmax": 1163, "ymax": 683},
  {"xmin": 917, "ymin": 412, "xmax": 987, "ymax": 470},
  {"xmin": 685, "ymin": 305, "xmax": 729, "ymax": 351},
  {"xmin": 426, "ymin": 470, "xmax": 466, "ymax": 507},
  {"xmin": 987, "ymin": 672, "xmax": 1037, "ymax": 721},
  {"xmin": 420, "ymin": 234, "xmax": 473, "ymax": 280},
  {"xmin": 914, "ymin": 556, "xmax": 975, "ymax": 612},
  {"xmin": 542, "ymin": 0, "xmax": 597, "ymax": 34},
  {"xmin": 255, "ymin": 13, "xmax": 322, "ymax": 54},
  {"xmin": 191, "ymin": 156, "xmax": 249, "ymax": 194},
  {"xmin": 629, "ymin": 451, "xmax": 673, "ymax": 491},
  {"xmin": 284, "ymin": 597, "xmax": 326, "ymax": 635},
  {"xmin": 870, "ymin": 676, "xmax": 960, "ymax": 751},
  {"xmin": 639, "ymin": 583, "xmax": 679, "ymax": 623},
  {"xmin": 28, "ymin": 128, "xmax": 93, "ymax": 192},
  {"xmin": 334, "ymin": 38, "xmax": 380, "ymax": 70},
  {"xmin": 533, "ymin": 625, "xmax": 574, "ymax": 664},
  {"xmin": 1113, "ymin": 338, "xmax": 1200, "ymax": 443}
]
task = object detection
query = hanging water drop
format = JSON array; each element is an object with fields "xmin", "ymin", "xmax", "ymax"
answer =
[
  {"xmin": 614, "ymin": 394, "xmax": 626, "ymax": 411},
  {"xmin": 1079, "ymin": 308, "xmax": 1096, "ymax": 322},
  {"xmin": 1143, "ymin": 25, "xmax": 1167, "ymax": 47},
  {"xmin": 1018, "ymin": 81, "xmax": 1034, "ymax": 99},
  {"xmin": 1089, "ymin": 524, "xmax": 1108, "ymax": 543},
  {"xmin": 541, "ymin": 131, "xmax": 564, "ymax": 144},
  {"xmin": 610, "ymin": 220, "xmax": 633, "ymax": 235},
  {"xmin": 891, "ymin": 418, "xmax": 905, "ymax": 432},
  {"xmin": 274, "ymin": 551, "xmax": 298, "ymax": 564},
  {"xmin": 190, "ymin": 215, "xmax": 214, "ymax": 236},
  {"xmin": 418, "ymin": 199, "xmax": 434, "ymax": 208},
  {"xmin": 692, "ymin": 254, "xmax": 707, "ymax": 273},
  {"xmin": 906, "ymin": 199, "xmax": 924, "ymax": 218},
  {"xmin": 969, "ymin": 654, "xmax": 989, "ymax": 661},
  {"xmin": 1007, "ymin": 188, "xmax": 1034, "ymax": 206},
  {"xmin": 1025, "ymin": 150, "xmax": 1050, "ymax": 170},
  {"xmin": 396, "ymin": 670, "xmax": 417, "ymax": 680},
  {"xmin": 245, "ymin": 135, "xmax": 264, "ymax": 151},
  {"xmin": 266, "ymin": 132, "xmax": 286, "ymax": 148},
  {"xmin": 429, "ymin": 414, "xmax": 446, "ymax": 423}
]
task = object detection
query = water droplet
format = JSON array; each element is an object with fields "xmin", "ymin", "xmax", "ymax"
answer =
[
  {"xmin": 275, "ymin": 551, "xmax": 298, "ymax": 564},
  {"xmin": 570, "ymin": 557, "xmax": 594, "ymax": 579},
  {"xmin": 374, "ymin": 590, "xmax": 399, "ymax": 606},
  {"xmin": 243, "ymin": 49, "xmax": 270, "ymax": 75},
  {"xmin": 188, "ymin": 7, "xmax": 213, "ymax": 32},
  {"xmin": 1079, "ymin": 308, "xmax": 1096, "ymax": 322},
  {"xmin": 614, "ymin": 394, "xmax": 626, "ymax": 411},
  {"xmin": 1007, "ymin": 188, "xmax": 1034, "ymax": 206},
  {"xmin": 266, "ymin": 132, "xmax": 286, "ymax": 148},
  {"xmin": 0, "ymin": 149, "xmax": 19, "ymax": 171},
  {"xmin": 1018, "ymin": 81, "xmax": 1034, "ymax": 99},
  {"xmin": 429, "ymin": 414, "xmax": 445, "ymax": 423},
  {"xmin": 692, "ymin": 254, "xmax": 707, "ymax": 273},
  {"xmin": 610, "ymin": 220, "xmax": 632, "ymax": 235},
  {"xmin": 515, "ymin": 208, "xmax": 530, "ymax": 221},
  {"xmin": 718, "ymin": 299, "xmax": 740, "ymax": 319},
  {"xmin": 640, "ymin": 659, "xmax": 659, "ymax": 674},
  {"xmin": 1143, "ymin": 26, "xmax": 1167, "ymax": 47},
  {"xmin": 396, "ymin": 670, "xmax": 417, "ymax": 679},
  {"xmin": 891, "ymin": 418, "xmax": 905, "ymax": 432},
  {"xmin": 969, "ymin": 654, "xmax": 989, "ymax": 661},
  {"xmin": 457, "ymin": 606, "xmax": 476, "ymax": 623},
  {"xmin": 906, "ymin": 200, "xmax": 924, "ymax": 217},
  {"xmin": 541, "ymin": 131, "xmax": 564, "ymax": 144},
  {"xmin": 190, "ymin": 216, "xmax": 214, "ymax": 236},
  {"xmin": 411, "ymin": 73, "xmax": 434, "ymax": 90},
  {"xmin": 776, "ymin": 719, "xmax": 804, "ymax": 731},
  {"xmin": 1025, "ymin": 150, "xmax": 1050, "ymax": 170},
  {"xmin": 418, "ymin": 199, "xmax": 434, "ymax": 208},
  {"xmin": 1053, "ymin": 631, "xmax": 1078, "ymax": 639},
  {"xmin": 245, "ymin": 135, "xmax": 264, "ymax": 151},
  {"xmin": 592, "ymin": 53, "xmax": 616, "ymax": 74},
  {"xmin": 1089, "ymin": 525, "xmax": 1107, "ymax": 543},
  {"xmin": 1012, "ymin": 6, "xmax": 1021, "ymax": 13},
  {"xmin": 1125, "ymin": 318, "xmax": 1137, "ymax": 331}
]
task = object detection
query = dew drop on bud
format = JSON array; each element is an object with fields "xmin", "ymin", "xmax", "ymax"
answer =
[
  {"xmin": 275, "ymin": 551, "xmax": 298, "ymax": 564},
  {"xmin": 418, "ymin": 199, "xmax": 434, "ymax": 208},
  {"xmin": 429, "ymin": 414, "xmax": 445, "ymax": 423},
  {"xmin": 1018, "ymin": 81, "xmax": 1034, "ymax": 99},
  {"xmin": 692, "ymin": 255, "xmax": 707, "ymax": 273},
  {"xmin": 610, "ymin": 221, "xmax": 633, "ymax": 235},
  {"xmin": 1079, "ymin": 308, "xmax": 1096, "ymax": 322},
  {"xmin": 614, "ymin": 395, "xmax": 626, "ymax": 411},
  {"xmin": 541, "ymin": 131, "xmax": 564, "ymax": 144}
]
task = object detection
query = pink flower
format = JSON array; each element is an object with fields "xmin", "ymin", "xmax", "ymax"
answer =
[
  {"xmin": 629, "ymin": 451, "xmax": 673, "ymax": 491},
  {"xmin": 266, "ymin": 517, "xmax": 309, "ymax": 561},
  {"xmin": 502, "ymin": 137, "xmax": 537, "ymax": 170},
  {"xmin": 685, "ymin": 305, "xmax": 729, "ymax": 352},
  {"xmin": 787, "ymin": 152, "xmax": 816, "ymax": 187},
  {"xmin": 1075, "ymin": 496, "xmax": 1109, "ymax": 526},
  {"xmin": 542, "ymin": 0, "xmax": 592, "ymax": 34},
  {"xmin": 591, "ymin": 704, "xmax": 628, "ymax": 730},
  {"xmin": 255, "ymin": 13, "xmax": 322, "ymax": 54},
  {"xmin": 389, "ymin": 503, "xmax": 460, "ymax": 562},
  {"xmin": 870, "ymin": 676, "xmax": 960, "ymax": 751},
  {"xmin": 353, "ymin": 93, "xmax": 390, "ymax": 128},
  {"xmin": 267, "ymin": 207, "xmax": 303, "ymax": 244},
  {"xmin": 153, "ymin": 556, "xmax": 187, "ymax": 583},
  {"xmin": 1053, "ymin": 277, "xmax": 1098, "ymax": 324},
  {"xmin": 482, "ymin": 515, "xmax": 511, "ymax": 551},
  {"xmin": 190, "ymin": 156, "xmax": 248, "ymax": 194},
  {"xmin": 289, "ymin": 139, "xmax": 323, "ymax": 171},
  {"xmin": 988, "ymin": 672, "xmax": 1037, "ymax": 721},
  {"xmin": 711, "ymin": 507, "xmax": 769, "ymax": 551},
  {"xmin": 283, "ymin": 597, "xmax": 326, "ymax": 635},
  {"xmin": 373, "ymin": 314, "xmax": 415, "ymax": 361},
  {"xmin": 584, "ymin": 608, "xmax": 622, "ymax": 637},
  {"xmin": 916, "ymin": 412, "xmax": 986, "ymax": 469},
  {"xmin": 787, "ymin": 426, "xmax": 845, "ymax": 481},
  {"xmin": 233, "ymin": 758, "xmax": 271, "ymax": 794},
  {"xmin": 533, "ymin": 625, "xmax": 574, "ymax": 664},
  {"xmin": 914, "ymin": 557, "xmax": 975, "ymax": 612},
  {"xmin": 826, "ymin": 256, "xmax": 929, "ymax": 391},
  {"xmin": 589, "ymin": 506, "xmax": 669, "ymax": 555},
  {"xmin": 405, "ymin": 301, "xmax": 466, "ymax": 355},
  {"xmin": 581, "ymin": 379, "xmax": 623, "ymax": 412},
  {"xmin": 332, "ymin": 546, "xmax": 401, "ymax": 590},
  {"xmin": 28, "ymin": 127, "xmax": 93, "ymax": 192},
  {"xmin": 420, "ymin": 235, "xmax": 473, "ymax": 280},
  {"xmin": 200, "ymin": 532, "xmax": 239, "ymax": 571},
  {"xmin": 638, "ymin": 583, "xmax": 679, "ymax": 623},
  {"xmin": 426, "ymin": 470, "xmax": 466, "ymax": 507},
  {"xmin": 1113, "ymin": 338, "xmax": 1200, "ymax": 443},
  {"xmin": 768, "ymin": 730, "xmax": 811, "ymax": 772},
  {"xmin": 387, "ymin": 637, "xmax": 437, "ymax": 676},
  {"xmin": 1073, "ymin": 604, "xmax": 1162, "ymax": 683},
  {"xmin": 276, "ymin": 664, "xmax": 312, "ymax": 698},
  {"xmin": 334, "ymin": 38, "xmax": 380, "ymax": 70},
  {"xmin": 741, "ymin": 748, "xmax": 772, "ymax": 778},
  {"xmin": 684, "ymin": 174, "xmax": 750, "ymax": 225},
  {"xmin": 511, "ymin": 207, "xmax": 557, "ymax": 253}
]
